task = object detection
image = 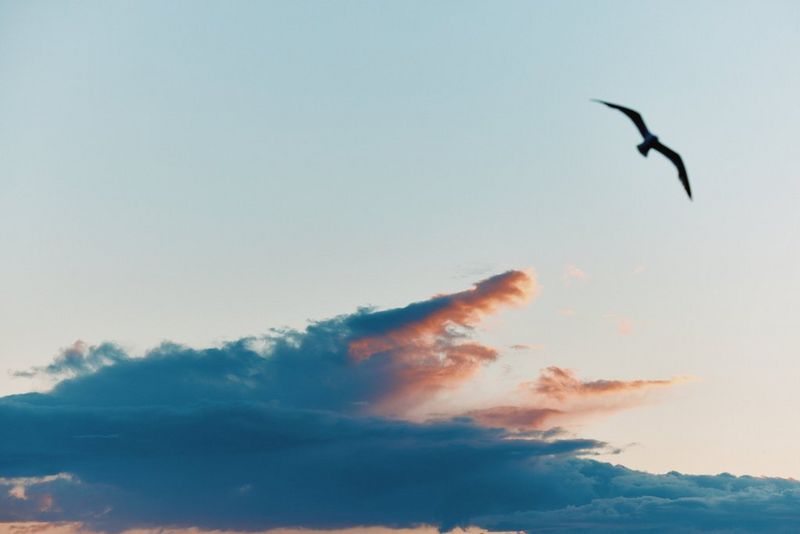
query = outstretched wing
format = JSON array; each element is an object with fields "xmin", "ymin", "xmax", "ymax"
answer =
[
  {"xmin": 592, "ymin": 99, "xmax": 651, "ymax": 138},
  {"xmin": 652, "ymin": 141, "xmax": 692, "ymax": 200}
]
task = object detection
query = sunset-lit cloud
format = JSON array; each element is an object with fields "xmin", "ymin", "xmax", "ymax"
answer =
[
  {"xmin": 0, "ymin": 270, "xmax": 791, "ymax": 533},
  {"xmin": 617, "ymin": 317, "xmax": 634, "ymax": 335},
  {"xmin": 461, "ymin": 367, "xmax": 692, "ymax": 432},
  {"xmin": 348, "ymin": 269, "xmax": 535, "ymax": 360},
  {"xmin": 563, "ymin": 264, "xmax": 588, "ymax": 284},
  {"xmin": 601, "ymin": 314, "xmax": 635, "ymax": 335},
  {"xmin": 463, "ymin": 405, "xmax": 563, "ymax": 431},
  {"xmin": 532, "ymin": 366, "xmax": 689, "ymax": 401},
  {"xmin": 508, "ymin": 343, "xmax": 543, "ymax": 351},
  {"xmin": 346, "ymin": 270, "xmax": 535, "ymax": 413}
]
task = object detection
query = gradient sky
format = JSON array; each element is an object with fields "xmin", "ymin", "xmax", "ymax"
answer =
[{"xmin": 2, "ymin": 1, "xmax": 800, "ymax": 531}]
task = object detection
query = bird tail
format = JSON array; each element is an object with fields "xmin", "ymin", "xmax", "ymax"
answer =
[{"xmin": 637, "ymin": 141, "xmax": 650, "ymax": 156}]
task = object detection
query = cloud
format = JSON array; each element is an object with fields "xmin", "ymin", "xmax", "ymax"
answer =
[
  {"xmin": 13, "ymin": 342, "xmax": 128, "ymax": 379},
  {"xmin": 2, "ymin": 270, "xmax": 798, "ymax": 532},
  {"xmin": 0, "ymin": 400, "xmax": 600, "ymax": 531},
  {"xmin": 459, "ymin": 367, "xmax": 690, "ymax": 432},
  {"xmin": 602, "ymin": 314, "xmax": 634, "ymax": 335},
  {"xmin": 532, "ymin": 366, "xmax": 689, "ymax": 401},
  {"xmin": 0, "ymin": 526, "xmax": 517, "ymax": 534},
  {"xmin": 475, "ymin": 470, "xmax": 800, "ymax": 532},
  {"xmin": 617, "ymin": 317, "xmax": 634, "ymax": 335},
  {"xmin": 346, "ymin": 270, "xmax": 535, "ymax": 414},
  {"xmin": 563, "ymin": 264, "xmax": 587, "ymax": 284},
  {"xmin": 462, "ymin": 405, "xmax": 563, "ymax": 431},
  {"xmin": 508, "ymin": 343, "xmax": 542, "ymax": 351},
  {"xmin": 348, "ymin": 269, "xmax": 534, "ymax": 360}
]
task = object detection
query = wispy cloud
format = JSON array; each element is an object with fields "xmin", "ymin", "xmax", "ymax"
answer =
[
  {"xmin": 617, "ymin": 317, "xmax": 634, "ymax": 335},
  {"xmin": 461, "ymin": 367, "xmax": 692, "ymax": 432},
  {"xmin": 508, "ymin": 343, "xmax": 542, "ymax": 351},
  {"xmin": 532, "ymin": 366, "xmax": 689, "ymax": 401},
  {"xmin": 563, "ymin": 264, "xmax": 588, "ymax": 285}
]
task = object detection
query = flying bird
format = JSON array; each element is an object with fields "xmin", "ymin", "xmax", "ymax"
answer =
[{"xmin": 593, "ymin": 99, "xmax": 691, "ymax": 200}]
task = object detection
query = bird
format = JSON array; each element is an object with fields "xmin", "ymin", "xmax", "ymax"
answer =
[{"xmin": 593, "ymin": 99, "xmax": 691, "ymax": 200}]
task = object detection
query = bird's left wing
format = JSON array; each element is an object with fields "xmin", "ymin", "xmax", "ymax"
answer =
[
  {"xmin": 592, "ymin": 100, "xmax": 651, "ymax": 138},
  {"xmin": 652, "ymin": 141, "xmax": 692, "ymax": 200}
]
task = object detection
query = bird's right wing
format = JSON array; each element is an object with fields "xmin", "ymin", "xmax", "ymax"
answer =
[
  {"xmin": 592, "ymin": 100, "xmax": 651, "ymax": 138},
  {"xmin": 653, "ymin": 141, "xmax": 692, "ymax": 200}
]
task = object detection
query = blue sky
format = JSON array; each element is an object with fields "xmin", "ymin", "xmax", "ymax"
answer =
[{"xmin": 2, "ymin": 1, "xmax": 800, "ymax": 531}]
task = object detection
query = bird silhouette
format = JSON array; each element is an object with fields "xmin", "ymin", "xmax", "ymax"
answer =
[{"xmin": 593, "ymin": 99, "xmax": 691, "ymax": 200}]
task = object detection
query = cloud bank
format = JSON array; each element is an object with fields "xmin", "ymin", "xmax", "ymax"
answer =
[{"xmin": 2, "ymin": 270, "xmax": 798, "ymax": 532}]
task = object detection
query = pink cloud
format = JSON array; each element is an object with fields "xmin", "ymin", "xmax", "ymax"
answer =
[
  {"xmin": 617, "ymin": 318, "xmax": 633, "ymax": 335},
  {"xmin": 531, "ymin": 366, "xmax": 688, "ymax": 401},
  {"xmin": 463, "ymin": 405, "xmax": 563, "ymax": 431},
  {"xmin": 349, "ymin": 270, "xmax": 535, "ymax": 361},
  {"xmin": 563, "ymin": 264, "xmax": 587, "ymax": 284},
  {"xmin": 347, "ymin": 270, "xmax": 537, "ymax": 414},
  {"xmin": 463, "ymin": 367, "xmax": 692, "ymax": 431}
]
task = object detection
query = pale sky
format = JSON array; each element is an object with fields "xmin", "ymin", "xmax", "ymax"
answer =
[{"xmin": 2, "ymin": 0, "xmax": 800, "ymax": 487}]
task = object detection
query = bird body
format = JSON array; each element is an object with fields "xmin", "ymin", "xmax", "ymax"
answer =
[
  {"xmin": 593, "ymin": 99, "xmax": 692, "ymax": 200},
  {"xmin": 637, "ymin": 134, "xmax": 659, "ymax": 156}
]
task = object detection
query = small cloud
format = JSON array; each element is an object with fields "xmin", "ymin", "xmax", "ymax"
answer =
[
  {"xmin": 558, "ymin": 308, "xmax": 576, "ymax": 317},
  {"xmin": 509, "ymin": 343, "xmax": 543, "ymax": 351},
  {"xmin": 37, "ymin": 494, "xmax": 54, "ymax": 513},
  {"xmin": 633, "ymin": 265, "xmax": 647, "ymax": 275},
  {"xmin": 531, "ymin": 366, "xmax": 691, "ymax": 401},
  {"xmin": 9, "ymin": 485, "xmax": 26, "ymax": 500},
  {"xmin": 563, "ymin": 264, "xmax": 588, "ymax": 285},
  {"xmin": 617, "ymin": 318, "xmax": 633, "ymax": 335},
  {"xmin": 602, "ymin": 314, "xmax": 634, "ymax": 335}
]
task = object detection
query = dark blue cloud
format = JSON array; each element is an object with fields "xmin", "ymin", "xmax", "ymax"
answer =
[
  {"xmin": 2, "ymin": 273, "xmax": 800, "ymax": 532},
  {"xmin": 0, "ymin": 398, "xmax": 601, "ymax": 531}
]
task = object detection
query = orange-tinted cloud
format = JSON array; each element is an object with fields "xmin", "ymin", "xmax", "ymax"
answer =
[
  {"xmin": 346, "ymin": 270, "xmax": 536, "ymax": 414},
  {"xmin": 617, "ymin": 318, "xmax": 633, "ymax": 335},
  {"xmin": 464, "ymin": 405, "xmax": 563, "ymax": 431},
  {"xmin": 509, "ymin": 343, "xmax": 543, "ymax": 351},
  {"xmin": 563, "ymin": 264, "xmax": 587, "ymax": 284},
  {"xmin": 349, "ymin": 270, "xmax": 534, "ymax": 360},
  {"xmin": 464, "ymin": 367, "xmax": 691, "ymax": 431},
  {"xmin": 532, "ymin": 366, "xmax": 687, "ymax": 401}
]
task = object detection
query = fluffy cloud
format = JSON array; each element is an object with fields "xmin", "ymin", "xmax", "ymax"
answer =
[{"xmin": 2, "ymin": 271, "xmax": 798, "ymax": 533}]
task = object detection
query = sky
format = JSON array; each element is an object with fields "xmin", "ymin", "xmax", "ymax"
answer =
[{"xmin": 1, "ymin": 1, "xmax": 800, "ymax": 532}]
